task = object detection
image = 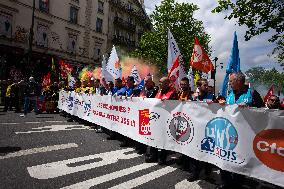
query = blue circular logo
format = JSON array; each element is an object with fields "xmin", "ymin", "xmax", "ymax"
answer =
[{"xmin": 205, "ymin": 117, "xmax": 238, "ymax": 150}]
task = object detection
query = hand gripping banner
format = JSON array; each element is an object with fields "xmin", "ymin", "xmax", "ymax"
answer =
[{"xmin": 59, "ymin": 91, "xmax": 284, "ymax": 187}]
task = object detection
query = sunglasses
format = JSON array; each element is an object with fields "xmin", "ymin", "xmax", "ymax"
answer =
[{"xmin": 268, "ymin": 98, "xmax": 278, "ymax": 102}]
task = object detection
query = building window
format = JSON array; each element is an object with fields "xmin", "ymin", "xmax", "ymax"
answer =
[
  {"xmin": 96, "ymin": 18, "xmax": 103, "ymax": 33},
  {"xmin": 128, "ymin": 17, "xmax": 133, "ymax": 24},
  {"xmin": 127, "ymin": 33, "xmax": 134, "ymax": 41},
  {"xmin": 0, "ymin": 13, "xmax": 12, "ymax": 38},
  {"xmin": 114, "ymin": 29, "xmax": 119, "ymax": 37},
  {"xmin": 67, "ymin": 34, "xmax": 77, "ymax": 53},
  {"xmin": 36, "ymin": 24, "xmax": 48, "ymax": 47},
  {"xmin": 39, "ymin": 0, "xmax": 49, "ymax": 13},
  {"xmin": 128, "ymin": 2, "xmax": 133, "ymax": 11},
  {"xmin": 98, "ymin": 1, "xmax": 104, "ymax": 14},
  {"xmin": 94, "ymin": 47, "xmax": 101, "ymax": 60},
  {"xmin": 70, "ymin": 6, "xmax": 78, "ymax": 24}
]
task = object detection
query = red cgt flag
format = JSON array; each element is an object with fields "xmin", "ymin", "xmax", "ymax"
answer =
[
  {"xmin": 264, "ymin": 84, "xmax": 274, "ymax": 103},
  {"xmin": 42, "ymin": 72, "xmax": 51, "ymax": 88},
  {"xmin": 59, "ymin": 60, "xmax": 73, "ymax": 79},
  {"xmin": 168, "ymin": 55, "xmax": 180, "ymax": 86},
  {"xmin": 190, "ymin": 37, "xmax": 213, "ymax": 73}
]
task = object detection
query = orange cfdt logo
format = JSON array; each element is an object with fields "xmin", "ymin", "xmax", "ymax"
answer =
[{"xmin": 253, "ymin": 129, "xmax": 284, "ymax": 172}]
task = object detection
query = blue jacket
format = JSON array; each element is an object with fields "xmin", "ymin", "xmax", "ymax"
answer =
[
  {"xmin": 114, "ymin": 87, "xmax": 126, "ymax": 96},
  {"xmin": 125, "ymin": 87, "xmax": 135, "ymax": 97},
  {"xmin": 193, "ymin": 92, "xmax": 215, "ymax": 102},
  {"xmin": 226, "ymin": 87, "xmax": 253, "ymax": 105}
]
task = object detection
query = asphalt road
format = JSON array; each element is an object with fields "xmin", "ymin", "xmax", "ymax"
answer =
[{"xmin": 0, "ymin": 110, "xmax": 280, "ymax": 189}]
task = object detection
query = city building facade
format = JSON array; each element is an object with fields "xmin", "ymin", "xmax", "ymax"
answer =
[{"xmin": 0, "ymin": 0, "xmax": 150, "ymax": 80}]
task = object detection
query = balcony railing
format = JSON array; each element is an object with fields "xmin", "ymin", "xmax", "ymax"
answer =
[
  {"xmin": 112, "ymin": 35, "xmax": 135, "ymax": 47},
  {"xmin": 109, "ymin": 0, "xmax": 125, "ymax": 10},
  {"xmin": 109, "ymin": 0, "xmax": 147, "ymax": 20},
  {"xmin": 113, "ymin": 17, "xmax": 136, "ymax": 32},
  {"xmin": 98, "ymin": 8, "xmax": 104, "ymax": 14}
]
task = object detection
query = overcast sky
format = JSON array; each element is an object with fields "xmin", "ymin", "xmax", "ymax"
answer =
[{"xmin": 143, "ymin": 0, "xmax": 282, "ymax": 90}]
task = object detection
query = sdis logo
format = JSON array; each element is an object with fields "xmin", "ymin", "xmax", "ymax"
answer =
[
  {"xmin": 200, "ymin": 117, "xmax": 244, "ymax": 164},
  {"xmin": 253, "ymin": 129, "xmax": 284, "ymax": 172}
]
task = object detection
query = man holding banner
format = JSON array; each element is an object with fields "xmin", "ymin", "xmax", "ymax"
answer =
[
  {"xmin": 218, "ymin": 71, "xmax": 264, "ymax": 189},
  {"xmin": 155, "ymin": 77, "xmax": 178, "ymax": 165}
]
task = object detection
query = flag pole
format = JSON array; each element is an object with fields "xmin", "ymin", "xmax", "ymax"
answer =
[{"xmin": 213, "ymin": 57, "xmax": 218, "ymax": 95}]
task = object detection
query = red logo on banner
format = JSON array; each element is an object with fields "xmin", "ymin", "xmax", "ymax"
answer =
[
  {"xmin": 139, "ymin": 109, "xmax": 151, "ymax": 135},
  {"xmin": 253, "ymin": 129, "xmax": 284, "ymax": 172}
]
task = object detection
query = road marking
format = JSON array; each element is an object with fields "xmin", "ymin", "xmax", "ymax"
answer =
[
  {"xmin": 0, "ymin": 143, "xmax": 78, "ymax": 160},
  {"xmin": 175, "ymin": 179, "xmax": 216, "ymax": 189},
  {"xmin": 61, "ymin": 163, "xmax": 157, "ymax": 189},
  {"xmin": 0, "ymin": 123, "xmax": 19, "ymax": 125},
  {"xmin": 45, "ymin": 121, "xmax": 67, "ymax": 123},
  {"xmin": 15, "ymin": 124, "xmax": 91, "ymax": 134},
  {"xmin": 0, "ymin": 121, "xmax": 66, "ymax": 125},
  {"xmin": 27, "ymin": 148, "xmax": 141, "ymax": 179},
  {"xmin": 109, "ymin": 166, "xmax": 177, "ymax": 189}
]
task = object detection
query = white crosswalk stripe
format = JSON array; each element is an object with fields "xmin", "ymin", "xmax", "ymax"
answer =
[
  {"xmin": 109, "ymin": 166, "xmax": 177, "ymax": 189},
  {"xmin": 45, "ymin": 121, "xmax": 67, "ymax": 123},
  {"xmin": 27, "ymin": 148, "xmax": 141, "ymax": 179},
  {"xmin": 15, "ymin": 124, "xmax": 91, "ymax": 134},
  {"xmin": 0, "ymin": 143, "xmax": 79, "ymax": 160},
  {"xmin": 61, "ymin": 163, "xmax": 157, "ymax": 189},
  {"xmin": 0, "ymin": 121, "xmax": 66, "ymax": 125},
  {"xmin": 175, "ymin": 179, "xmax": 216, "ymax": 189}
]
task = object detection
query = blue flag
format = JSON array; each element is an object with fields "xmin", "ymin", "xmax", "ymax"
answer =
[
  {"xmin": 221, "ymin": 32, "xmax": 241, "ymax": 97},
  {"xmin": 137, "ymin": 79, "xmax": 145, "ymax": 91}
]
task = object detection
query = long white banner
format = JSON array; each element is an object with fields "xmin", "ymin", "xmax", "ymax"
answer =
[{"xmin": 58, "ymin": 91, "xmax": 284, "ymax": 187}]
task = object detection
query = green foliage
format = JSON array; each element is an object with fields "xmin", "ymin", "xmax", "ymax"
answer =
[
  {"xmin": 212, "ymin": 0, "xmax": 284, "ymax": 67},
  {"xmin": 131, "ymin": 0, "xmax": 211, "ymax": 75},
  {"xmin": 245, "ymin": 67, "xmax": 284, "ymax": 94}
]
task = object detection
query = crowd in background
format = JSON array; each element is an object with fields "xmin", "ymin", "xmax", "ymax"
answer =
[{"xmin": 0, "ymin": 71, "xmax": 283, "ymax": 189}]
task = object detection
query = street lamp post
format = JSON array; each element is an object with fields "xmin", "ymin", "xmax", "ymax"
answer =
[
  {"xmin": 27, "ymin": 0, "xmax": 35, "ymax": 76},
  {"xmin": 212, "ymin": 57, "xmax": 223, "ymax": 95}
]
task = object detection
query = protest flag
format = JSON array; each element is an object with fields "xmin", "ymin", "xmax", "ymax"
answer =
[
  {"xmin": 106, "ymin": 45, "xmax": 122, "ymax": 79},
  {"xmin": 264, "ymin": 84, "xmax": 275, "ymax": 103},
  {"xmin": 168, "ymin": 29, "xmax": 186, "ymax": 87},
  {"xmin": 131, "ymin": 65, "xmax": 141, "ymax": 84},
  {"xmin": 221, "ymin": 32, "xmax": 241, "ymax": 97},
  {"xmin": 190, "ymin": 37, "xmax": 213, "ymax": 73}
]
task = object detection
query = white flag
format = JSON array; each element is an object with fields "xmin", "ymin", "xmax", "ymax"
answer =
[
  {"xmin": 101, "ymin": 55, "xmax": 113, "ymax": 82},
  {"xmin": 202, "ymin": 72, "xmax": 209, "ymax": 79},
  {"xmin": 131, "ymin": 65, "xmax": 141, "ymax": 84},
  {"xmin": 68, "ymin": 76, "xmax": 76, "ymax": 89},
  {"xmin": 187, "ymin": 67, "xmax": 195, "ymax": 91},
  {"xmin": 106, "ymin": 46, "xmax": 122, "ymax": 79},
  {"xmin": 168, "ymin": 30, "xmax": 186, "ymax": 86}
]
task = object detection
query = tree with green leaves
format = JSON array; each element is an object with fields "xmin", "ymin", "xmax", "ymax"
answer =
[
  {"xmin": 245, "ymin": 67, "xmax": 284, "ymax": 94},
  {"xmin": 212, "ymin": 0, "xmax": 284, "ymax": 67},
  {"xmin": 131, "ymin": 0, "xmax": 211, "ymax": 75}
]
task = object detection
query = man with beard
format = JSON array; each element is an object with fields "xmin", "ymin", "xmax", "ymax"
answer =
[{"xmin": 177, "ymin": 77, "xmax": 193, "ymax": 101}]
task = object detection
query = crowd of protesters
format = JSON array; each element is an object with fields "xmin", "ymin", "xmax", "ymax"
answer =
[
  {"xmin": 0, "ymin": 77, "xmax": 61, "ymax": 116},
  {"xmin": 58, "ymin": 71, "xmax": 283, "ymax": 189},
  {"xmin": 1, "ymin": 71, "xmax": 283, "ymax": 189}
]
